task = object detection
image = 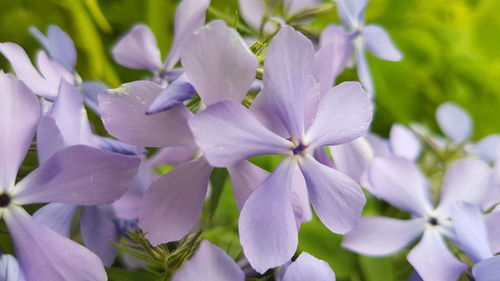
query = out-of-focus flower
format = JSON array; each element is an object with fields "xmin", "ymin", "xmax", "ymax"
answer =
[
  {"xmin": 0, "ymin": 254, "xmax": 25, "ymax": 281},
  {"xmin": 189, "ymin": 25, "xmax": 372, "ymax": 273},
  {"xmin": 343, "ymin": 156, "xmax": 493, "ymax": 281},
  {"xmin": 280, "ymin": 252, "xmax": 336, "ymax": 281}
]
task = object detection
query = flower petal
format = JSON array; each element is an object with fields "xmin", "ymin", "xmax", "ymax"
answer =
[
  {"xmin": 362, "ymin": 24, "xmax": 402, "ymax": 61},
  {"xmin": 356, "ymin": 46, "xmax": 374, "ymax": 95},
  {"xmin": 469, "ymin": 134, "xmax": 500, "ymax": 162},
  {"xmin": 4, "ymin": 207, "xmax": 107, "ymax": 281},
  {"xmin": 81, "ymin": 81, "xmax": 108, "ymax": 114},
  {"xmin": 239, "ymin": 158, "xmax": 298, "ymax": 273},
  {"xmin": 0, "ymin": 72, "xmax": 40, "ymax": 190},
  {"xmin": 330, "ymin": 137, "xmax": 374, "ymax": 182},
  {"xmin": 146, "ymin": 74, "xmax": 196, "ymax": 114},
  {"xmin": 81, "ymin": 206, "xmax": 119, "ymax": 267},
  {"xmin": 33, "ymin": 203, "xmax": 77, "ymax": 237},
  {"xmin": 139, "ymin": 157, "xmax": 212, "ymax": 245},
  {"xmin": 472, "ymin": 255, "xmax": 500, "ymax": 281},
  {"xmin": 44, "ymin": 25, "xmax": 77, "ymax": 71},
  {"xmin": 261, "ymin": 25, "xmax": 314, "ymax": 137},
  {"xmin": 150, "ymin": 146, "xmax": 196, "ymax": 166},
  {"xmin": 99, "ymin": 81, "xmax": 195, "ymax": 147},
  {"xmin": 335, "ymin": 0, "xmax": 368, "ymax": 27},
  {"xmin": 282, "ymin": 252, "xmax": 335, "ymax": 281},
  {"xmin": 451, "ymin": 202, "xmax": 492, "ymax": 262},
  {"xmin": 436, "ymin": 102, "xmax": 472, "ymax": 143},
  {"xmin": 112, "ymin": 24, "xmax": 162, "ymax": 71},
  {"xmin": 367, "ymin": 156, "xmax": 433, "ymax": 216},
  {"xmin": 436, "ymin": 158, "xmax": 492, "ymax": 216},
  {"xmin": 165, "ymin": 0, "xmax": 210, "ymax": 69},
  {"xmin": 227, "ymin": 161, "xmax": 269, "ymax": 211},
  {"xmin": 342, "ymin": 217, "xmax": 424, "ymax": 256},
  {"xmin": 407, "ymin": 229, "xmax": 466, "ymax": 281},
  {"xmin": 306, "ymin": 82, "xmax": 372, "ymax": 148},
  {"xmin": 299, "ymin": 155, "xmax": 365, "ymax": 234},
  {"xmin": 389, "ymin": 124, "xmax": 421, "ymax": 161},
  {"xmin": 285, "ymin": 0, "xmax": 321, "ymax": 14},
  {"xmin": 172, "ymin": 241, "xmax": 244, "ymax": 281},
  {"xmin": 0, "ymin": 254, "xmax": 26, "ymax": 281},
  {"xmin": 15, "ymin": 145, "xmax": 140, "ymax": 205},
  {"xmin": 189, "ymin": 101, "xmax": 292, "ymax": 167},
  {"xmin": 485, "ymin": 210, "xmax": 500, "ymax": 255},
  {"xmin": 181, "ymin": 20, "xmax": 257, "ymax": 106}
]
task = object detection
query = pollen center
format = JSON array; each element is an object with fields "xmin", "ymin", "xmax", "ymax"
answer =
[
  {"xmin": 427, "ymin": 217, "xmax": 439, "ymax": 226},
  {"xmin": 292, "ymin": 143, "xmax": 307, "ymax": 155},
  {"xmin": 0, "ymin": 193, "xmax": 11, "ymax": 208}
]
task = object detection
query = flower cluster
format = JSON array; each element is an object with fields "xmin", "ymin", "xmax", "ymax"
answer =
[{"xmin": 0, "ymin": 0, "xmax": 498, "ymax": 281}]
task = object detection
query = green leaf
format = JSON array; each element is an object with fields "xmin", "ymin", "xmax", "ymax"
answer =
[
  {"xmin": 359, "ymin": 255, "xmax": 396, "ymax": 281},
  {"xmin": 206, "ymin": 168, "xmax": 228, "ymax": 220},
  {"xmin": 106, "ymin": 267, "xmax": 157, "ymax": 281}
]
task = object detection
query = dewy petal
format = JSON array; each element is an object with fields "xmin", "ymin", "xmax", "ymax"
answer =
[
  {"xmin": 33, "ymin": 203, "xmax": 77, "ymax": 237},
  {"xmin": 239, "ymin": 158, "xmax": 298, "ymax": 273},
  {"xmin": 0, "ymin": 254, "xmax": 26, "ymax": 281},
  {"xmin": 4, "ymin": 206, "xmax": 107, "ymax": 281},
  {"xmin": 81, "ymin": 206, "xmax": 119, "ymax": 267},
  {"xmin": 139, "ymin": 157, "xmax": 212, "ymax": 245},
  {"xmin": 299, "ymin": 155, "xmax": 365, "ymax": 234},
  {"xmin": 99, "ymin": 81, "xmax": 195, "ymax": 147},
  {"xmin": 0, "ymin": 72, "xmax": 40, "ymax": 191},
  {"xmin": 306, "ymin": 82, "xmax": 372, "ymax": 148},
  {"xmin": 172, "ymin": 241, "xmax": 244, "ymax": 281},
  {"xmin": 0, "ymin": 43, "xmax": 57, "ymax": 99},
  {"xmin": 282, "ymin": 252, "xmax": 335, "ymax": 281},
  {"xmin": 407, "ymin": 229, "xmax": 466, "ymax": 281},
  {"xmin": 227, "ymin": 161, "xmax": 269, "ymax": 211},
  {"xmin": 472, "ymin": 255, "xmax": 500, "ymax": 281},
  {"xmin": 356, "ymin": 45, "xmax": 374, "ymax": 95},
  {"xmin": 146, "ymin": 74, "xmax": 196, "ymax": 114},
  {"xmin": 189, "ymin": 101, "xmax": 292, "ymax": 167},
  {"xmin": 181, "ymin": 20, "xmax": 257, "ymax": 106},
  {"xmin": 15, "ymin": 145, "xmax": 139, "ymax": 205},
  {"xmin": 330, "ymin": 137, "xmax": 374, "ymax": 182},
  {"xmin": 469, "ymin": 134, "xmax": 500, "ymax": 162},
  {"xmin": 342, "ymin": 217, "xmax": 424, "ymax": 256},
  {"xmin": 112, "ymin": 24, "xmax": 162, "ymax": 71},
  {"xmin": 362, "ymin": 24, "xmax": 402, "ymax": 61},
  {"xmin": 45, "ymin": 25, "xmax": 77, "ymax": 71},
  {"xmin": 485, "ymin": 210, "xmax": 500, "ymax": 254},
  {"xmin": 165, "ymin": 0, "xmax": 210, "ymax": 69},
  {"xmin": 313, "ymin": 25, "xmax": 351, "ymax": 96},
  {"xmin": 367, "ymin": 156, "xmax": 433, "ymax": 216},
  {"xmin": 389, "ymin": 124, "xmax": 422, "ymax": 161},
  {"xmin": 436, "ymin": 102, "xmax": 472, "ymax": 143},
  {"xmin": 436, "ymin": 158, "xmax": 492, "ymax": 216},
  {"xmin": 261, "ymin": 25, "xmax": 315, "ymax": 138},
  {"xmin": 451, "ymin": 202, "xmax": 492, "ymax": 263}
]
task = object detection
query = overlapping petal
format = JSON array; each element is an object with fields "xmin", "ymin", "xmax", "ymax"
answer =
[
  {"xmin": 33, "ymin": 203, "xmax": 77, "ymax": 237},
  {"xmin": 281, "ymin": 252, "xmax": 335, "ymax": 281},
  {"xmin": 389, "ymin": 124, "xmax": 421, "ymax": 161}
]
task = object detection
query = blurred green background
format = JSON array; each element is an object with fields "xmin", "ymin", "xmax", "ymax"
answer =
[{"xmin": 1, "ymin": 0, "xmax": 499, "ymax": 280}]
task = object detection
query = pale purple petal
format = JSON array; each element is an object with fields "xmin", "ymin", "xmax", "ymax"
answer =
[
  {"xmin": 485, "ymin": 210, "xmax": 500, "ymax": 254},
  {"xmin": 36, "ymin": 116, "xmax": 65, "ymax": 164},
  {"xmin": 239, "ymin": 158, "xmax": 298, "ymax": 273},
  {"xmin": 146, "ymin": 74, "xmax": 196, "ymax": 114},
  {"xmin": 15, "ymin": 145, "xmax": 139, "ymax": 205},
  {"xmin": 282, "ymin": 252, "xmax": 335, "ymax": 281},
  {"xmin": 4, "ymin": 206, "xmax": 107, "ymax": 281},
  {"xmin": 45, "ymin": 25, "xmax": 77, "ymax": 71},
  {"xmin": 112, "ymin": 24, "xmax": 162, "ymax": 71},
  {"xmin": 189, "ymin": 101, "xmax": 292, "ymax": 167},
  {"xmin": 284, "ymin": 0, "xmax": 321, "ymax": 14},
  {"xmin": 343, "ymin": 217, "xmax": 424, "ymax": 256},
  {"xmin": 389, "ymin": 124, "xmax": 421, "ymax": 161},
  {"xmin": 150, "ymin": 146, "xmax": 195, "ymax": 166},
  {"xmin": 365, "ymin": 133, "xmax": 391, "ymax": 156},
  {"xmin": 367, "ymin": 156, "xmax": 433, "ymax": 216},
  {"xmin": 407, "ymin": 229, "xmax": 466, "ymax": 281},
  {"xmin": 0, "ymin": 43, "xmax": 57, "ymax": 99},
  {"xmin": 81, "ymin": 81, "xmax": 108, "ymax": 114},
  {"xmin": 139, "ymin": 157, "xmax": 212, "ymax": 245},
  {"xmin": 35, "ymin": 51, "xmax": 73, "ymax": 89},
  {"xmin": 299, "ymin": 155, "xmax": 365, "ymax": 234},
  {"xmin": 436, "ymin": 102, "xmax": 472, "ymax": 143},
  {"xmin": 181, "ymin": 20, "xmax": 257, "ymax": 105},
  {"xmin": 472, "ymin": 255, "xmax": 500, "ymax": 281},
  {"xmin": 436, "ymin": 158, "xmax": 492, "ymax": 216},
  {"xmin": 227, "ymin": 161, "xmax": 269, "ymax": 211},
  {"xmin": 238, "ymin": 0, "xmax": 265, "ymax": 31},
  {"xmin": 81, "ymin": 206, "xmax": 119, "ymax": 267},
  {"xmin": 451, "ymin": 202, "xmax": 492, "ymax": 262},
  {"xmin": 94, "ymin": 136, "xmax": 138, "ymax": 156},
  {"xmin": 99, "ymin": 81, "xmax": 195, "ymax": 147},
  {"xmin": 0, "ymin": 254, "xmax": 26, "ymax": 281},
  {"xmin": 0, "ymin": 72, "xmax": 40, "ymax": 190},
  {"xmin": 335, "ymin": 0, "xmax": 368, "ymax": 27},
  {"xmin": 33, "ymin": 203, "xmax": 77, "ymax": 237},
  {"xmin": 290, "ymin": 169, "xmax": 312, "ymax": 224},
  {"xmin": 356, "ymin": 46, "xmax": 374, "ymax": 95},
  {"xmin": 330, "ymin": 137, "xmax": 374, "ymax": 182},
  {"xmin": 362, "ymin": 25, "xmax": 402, "ymax": 61},
  {"xmin": 313, "ymin": 25, "xmax": 351, "ymax": 96},
  {"xmin": 470, "ymin": 134, "xmax": 500, "ymax": 162},
  {"xmin": 305, "ymin": 82, "xmax": 372, "ymax": 148},
  {"xmin": 172, "ymin": 241, "xmax": 244, "ymax": 281},
  {"xmin": 165, "ymin": 0, "xmax": 210, "ymax": 69},
  {"xmin": 261, "ymin": 25, "xmax": 314, "ymax": 137}
]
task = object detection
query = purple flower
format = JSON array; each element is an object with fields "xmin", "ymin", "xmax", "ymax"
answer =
[
  {"xmin": 189, "ymin": 26, "xmax": 372, "ymax": 272},
  {"xmin": 452, "ymin": 202, "xmax": 500, "ymax": 281},
  {"xmin": 0, "ymin": 72, "xmax": 139, "ymax": 280},
  {"xmin": 280, "ymin": 252, "xmax": 336, "ymax": 281},
  {"xmin": 334, "ymin": 0, "xmax": 402, "ymax": 95},
  {"xmin": 343, "ymin": 156, "xmax": 494, "ymax": 281},
  {"xmin": 0, "ymin": 254, "xmax": 25, "ymax": 281}
]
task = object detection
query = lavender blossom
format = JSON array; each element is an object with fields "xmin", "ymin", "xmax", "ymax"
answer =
[{"xmin": 280, "ymin": 252, "xmax": 336, "ymax": 281}]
